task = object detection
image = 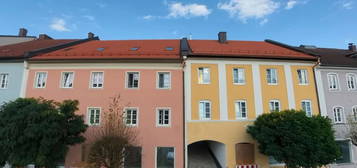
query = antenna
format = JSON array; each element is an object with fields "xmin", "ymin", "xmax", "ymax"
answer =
[{"xmin": 189, "ymin": 33, "xmax": 192, "ymax": 40}]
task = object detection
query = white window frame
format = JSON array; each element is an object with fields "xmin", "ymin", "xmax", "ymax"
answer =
[
  {"xmin": 0, "ymin": 73, "xmax": 9, "ymax": 89},
  {"xmin": 233, "ymin": 68, "xmax": 245, "ymax": 85},
  {"xmin": 60, "ymin": 71, "xmax": 74, "ymax": 88},
  {"xmin": 346, "ymin": 73, "xmax": 357, "ymax": 91},
  {"xmin": 90, "ymin": 71, "xmax": 104, "ymax": 88},
  {"xmin": 352, "ymin": 105, "xmax": 357, "ymax": 121},
  {"xmin": 269, "ymin": 100, "xmax": 281, "ymax": 112},
  {"xmin": 126, "ymin": 71, "xmax": 140, "ymax": 89},
  {"xmin": 156, "ymin": 72, "xmax": 171, "ymax": 89},
  {"xmin": 34, "ymin": 71, "xmax": 48, "ymax": 88},
  {"xmin": 156, "ymin": 108, "xmax": 171, "ymax": 127},
  {"xmin": 333, "ymin": 106, "xmax": 345, "ymax": 124},
  {"xmin": 87, "ymin": 107, "xmax": 101, "ymax": 126},
  {"xmin": 301, "ymin": 100, "xmax": 312, "ymax": 117},
  {"xmin": 124, "ymin": 107, "xmax": 139, "ymax": 127},
  {"xmin": 198, "ymin": 67, "xmax": 210, "ymax": 84},
  {"xmin": 297, "ymin": 69, "xmax": 309, "ymax": 85},
  {"xmin": 199, "ymin": 100, "xmax": 211, "ymax": 120},
  {"xmin": 266, "ymin": 68, "xmax": 278, "ymax": 85},
  {"xmin": 235, "ymin": 100, "xmax": 247, "ymax": 120},
  {"xmin": 155, "ymin": 147, "xmax": 175, "ymax": 168},
  {"xmin": 327, "ymin": 73, "xmax": 339, "ymax": 91}
]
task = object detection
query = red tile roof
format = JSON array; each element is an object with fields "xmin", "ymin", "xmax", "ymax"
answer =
[
  {"xmin": 0, "ymin": 39, "xmax": 78, "ymax": 59},
  {"xmin": 32, "ymin": 40, "xmax": 180, "ymax": 60},
  {"xmin": 188, "ymin": 40, "xmax": 316, "ymax": 60}
]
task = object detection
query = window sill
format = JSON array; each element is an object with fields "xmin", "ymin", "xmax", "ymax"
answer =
[
  {"xmin": 267, "ymin": 83, "xmax": 278, "ymax": 85},
  {"xmin": 298, "ymin": 83, "xmax": 309, "ymax": 86},
  {"xmin": 233, "ymin": 83, "xmax": 246, "ymax": 85}
]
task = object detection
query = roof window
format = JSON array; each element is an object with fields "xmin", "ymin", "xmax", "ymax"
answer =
[
  {"xmin": 130, "ymin": 47, "xmax": 139, "ymax": 51},
  {"xmin": 165, "ymin": 47, "xmax": 174, "ymax": 51},
  {"xmin": 97, "ymin": 47, "xmax": 105, "ymax": 51}
]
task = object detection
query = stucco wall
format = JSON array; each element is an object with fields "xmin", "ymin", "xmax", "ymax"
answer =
[{"xmin": 0, "ymin": 62, "xmax": 24, "ymax": 105}]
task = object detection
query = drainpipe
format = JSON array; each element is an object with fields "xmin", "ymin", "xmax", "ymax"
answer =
[
  {"xmin": 312, "ymin": 56, "xmax": 322, "ymax": 116},
  {"xmin": 182, "ymin": 55, "xmax": 187, "ymax": 168}
]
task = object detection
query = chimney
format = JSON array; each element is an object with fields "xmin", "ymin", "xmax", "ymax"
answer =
[
  {"xmin": 18, "ymin": 28, "xmax": 28, "ymax": 37},
  {"xmin": 38, "ymin": 34, "xmax": 53, "ymax": 40},
  {"xmin": 88, "ymin": 32, "xmax": 95, "ymax": 39},
  {"xmin": 348, "ymin": 43, "xmax": 356, "ymax": 52},
  {"xmin": 218, "ymin": 32, "xmax": 227, "ymax": 43}
]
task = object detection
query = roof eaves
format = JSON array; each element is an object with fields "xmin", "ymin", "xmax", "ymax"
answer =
[
  {"xmin": 265, "ymin": 39, "xmax": 320, "ymax": 57},
  {"xmin": 186, "ymin": 54, "xmax": 317, "ymax": 61}
]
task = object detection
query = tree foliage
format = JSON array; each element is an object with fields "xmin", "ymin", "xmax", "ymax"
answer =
[
  {"xmin": 87, "ymin": 95, "xmax": 137, "ymax": 168},
  {"xmin": 247, "ymin": 109, "xmax": 340, "ymax": 168},
  {"xmin": 0, "ymin": 98, "xmax": 88, "ymax": 168},
  {"xmin": 347, "ymin": 116, "xmax": 357, "ymax": 146}
]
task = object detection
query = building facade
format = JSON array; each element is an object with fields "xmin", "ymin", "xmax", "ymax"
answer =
[
  {"xmin": 25, "ymin": 40, "xmax": 184, "ymax": 168},
  {"xmin": 183, "ymin": 36, "xmax": 320, "ymax": 168},
  {"xmin": 296, "ymin": 45, "xmax": 357, "ymax": 168}
]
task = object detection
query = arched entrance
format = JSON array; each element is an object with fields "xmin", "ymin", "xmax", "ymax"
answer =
[{"xmin": 188, "ymin": 140, "xmax": 226, "ymax": 168}]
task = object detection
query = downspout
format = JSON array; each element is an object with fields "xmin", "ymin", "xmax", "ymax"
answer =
[
  {"xmin": 312, "ymin": 56, "xmax": 322, "ymax": 116},
  {"xmin": 181, "ymin": 56, "xmax": 186, "ymax": 168}
]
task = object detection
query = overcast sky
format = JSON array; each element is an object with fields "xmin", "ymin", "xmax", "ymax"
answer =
[{"xmin": 0, "ymin": 0, "xmax": 356, "ymax": 48}]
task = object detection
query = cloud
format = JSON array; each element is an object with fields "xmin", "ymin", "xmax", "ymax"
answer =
[
  {"xmin": 143, "ymin": 15, "xmax": 154, "ymax": 20},
  {"xmin": 342, "ymin": 1, "xmax": 353, "ymax": 9},
  {"xmin": 285, "ymin": 0, "xmax": 297, "ymax": 9},
  {"xmin": 218, "ymin": 0, "xmax": 279, "ymax": 22},
  {"xmin": 168, "ymin": 2, "xmax": 211, "ymax": 18},
  {"xmin": 97, "ymin": 3, "xmax": 107, "ymax": 8},
  {"xmin": 49, "ymin": 18, "xmax": 70, "ymax": 32},
  {"xmin": 83, "ymin": 15, "xmax": 95, "ymax": 21},
  {"xmin": 260, "ymin": 18, "xmax": 268, "ymax": 25}
]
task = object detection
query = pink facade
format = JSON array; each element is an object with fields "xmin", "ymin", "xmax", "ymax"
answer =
[{"xmin": 25, "ymin": 66, "xmax": 184, "ymax": 168}]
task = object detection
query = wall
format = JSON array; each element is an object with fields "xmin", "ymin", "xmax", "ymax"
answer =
[
  {"xmin": 26, "ymin": 62, "xmax": 184, "ymax": 168},
  {"xmin": 0, "ymin": 62, "xmax": 25, "ymax": 105}
]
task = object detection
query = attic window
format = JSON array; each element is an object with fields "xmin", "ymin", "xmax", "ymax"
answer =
[
  {"xmin": 165, "ymin": 47, "xmax": 174, "ymax": 51},
  {"xmin": 130, "ymin": 47, "xmax": 139, "ymax": 51},
  {"xmin": 97, "ymin": 47, "xmax": 105, "ymax": 51}
]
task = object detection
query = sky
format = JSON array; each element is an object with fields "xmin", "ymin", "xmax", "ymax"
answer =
[{"xmin": 0, "ymin": 0, "xmax": 356, "ymax": 48}]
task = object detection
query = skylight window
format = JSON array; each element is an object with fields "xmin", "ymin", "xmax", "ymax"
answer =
[
  {"xmin": 165, "ymin": 47, "xmax": 174, "ymax": 51},
  {"xmin": 130, "ymin": 47, "xmax": 139, "ymax": 51},
  {"xmin": 97, "ymin": 47, "xmax": 105, "ymax": 51}
]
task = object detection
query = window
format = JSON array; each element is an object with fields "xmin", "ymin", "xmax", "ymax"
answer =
[
  {"xmin": 156, "ymin": 147, "xmax": 174, "ymax": 168},
  {"xmin": 269, "ymin": 100, "xmax": 280, "ymax": 112},
  {"xmin": 301, "ymin": 100, "xmax": 312, "ymax": 117},
  {"xmin": 157, "ymin": 108, "xmax": 170, "ymax": 127},
  {"xmin": 88, "ymin": 108, "xmax": 100, "ymax": 126},
  {"xmin": 61, "ymin": 72, "xmax": 74, "ymax": 88},
  {"xmin": 352, "ymin": 106, "xmax": 357, "ymax": 121},
  {"xmin": 199, "ymin": 101, "xmax": 211, "ymax": 120},
  {"xmin": 127, "ymin": 72, "xmax": 139, "ymax": 88},
  {"xmin": 235, "ymin": 100, "xmax": 247, "ymax": 119},
  {"xmin": 0, "ymin": 73, "xmax": 9, "ymax": 89},
  {"xmin": 157, "ymin": 72, "xmax": 171, "ymax": 89},
  {"xmin": 346, "ymin": 73, "xmax": 356, "ymax": 90},
  {"xmin": 335, "ymin": 140, "xmax": 351, "ymax": 164},
  {"xmin": 333, "ymin": 107, "xmax": 344, "ymax": 123},
  {"xmin": 124, "ymin": 146, "xmax": 142, "ymax": 168},
  {"xmin": 90, "ymin": 72, "xmax": 103, "ymax": 88},
  {"xmin": 198, "ymin": 67, "xmax": 210, "ymax": 84},
  {"xmin": 327, "ymin": 73, "xmax": 339, "ymax": 90},
  {"xmin": 266, "ymin": 68, "xmax": 278, "ymax": 84},
  {"xmin": 233, "ymin": 68, "xmax": 245, "ymax": 84},
  {"xmin": 125, "ymin": 108, "xmax": 138, "ymax": 126},
  {"xmin": 297, "ymin": 69, "xmax": 308, "ymax": 85},
  {"xmin": 35, "ymin": 72, "xmax": 47, "ymax": 88}
]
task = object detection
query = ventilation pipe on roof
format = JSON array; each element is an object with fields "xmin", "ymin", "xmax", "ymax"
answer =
[
  {"xmin": 38, "ymin": 34, "xmax": 53, "ymax": 40},
  {"xmin": 18, "ymin": 28, "xmax": 28, "ymax": 37},
  {"xmin": 218, "ymin": 32, "xmax": 227, "ymax": 43},
  {"xmin": 88, "ymin": 32, "xmax": 95, "ymax": 39},
  {"xmin": 348, "ymin": 43, "xmax": 356, "ymax": 52}
]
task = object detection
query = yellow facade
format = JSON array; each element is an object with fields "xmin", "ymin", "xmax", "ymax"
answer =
[{"xmin": 187, "ymin": 61, "xmax": 320, "ymax": 168}]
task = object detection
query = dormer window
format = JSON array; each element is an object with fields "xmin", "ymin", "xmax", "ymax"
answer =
[
  {"xmin": 130, "ymin": 47, "xmax": 139, "ymax": 51},
  {"xmin": 165, "ymin": 47, "xmax": 174, "ymax": 51},
  {"xmin": 96, "ymin": 47, "xmax": 105, "ymax": 52}
]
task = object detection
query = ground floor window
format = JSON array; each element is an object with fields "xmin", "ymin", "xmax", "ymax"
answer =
[
  {"xmin": 156, "ymin": 147, "xmax": 175, "ymax": 168},
  {"xmin": 336, "ymin": 140, "xmax": 351, "ymax": 164},
  {"xmin": 124, "ymin": 146, "xmax": 142, "ymax": 168}
]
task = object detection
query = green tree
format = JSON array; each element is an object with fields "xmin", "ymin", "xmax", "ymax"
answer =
[
  {"xmin": 87, "ymin": 95, "xmax": 138, "ymax": 168},
  {"xmin": 0, "ymin": 97, "xmax": 87, "ymax": 168},
  {"xmin": 247, "ymin": 109, "xmax": 340, "ymax": 168}
]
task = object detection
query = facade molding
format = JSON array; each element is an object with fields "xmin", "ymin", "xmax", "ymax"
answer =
[
  {"xmin": 218, "ymin": 62, "xmax": 228, "ymax": 120},
  {"xmin": 28, "ymin": 63, "xmax": 182, "ymax": 70},
  {"xmin": 284, "ymin": 65, "xmax": 296, "ymax": 109},
  {"xmin": 252, "ymin": 64, "xmax": 264, "ymax": 117}
]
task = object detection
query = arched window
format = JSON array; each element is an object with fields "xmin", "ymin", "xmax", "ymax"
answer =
[{"xmin": 333, "ymin": 106, "xmax": 344, "ymax": 123}]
